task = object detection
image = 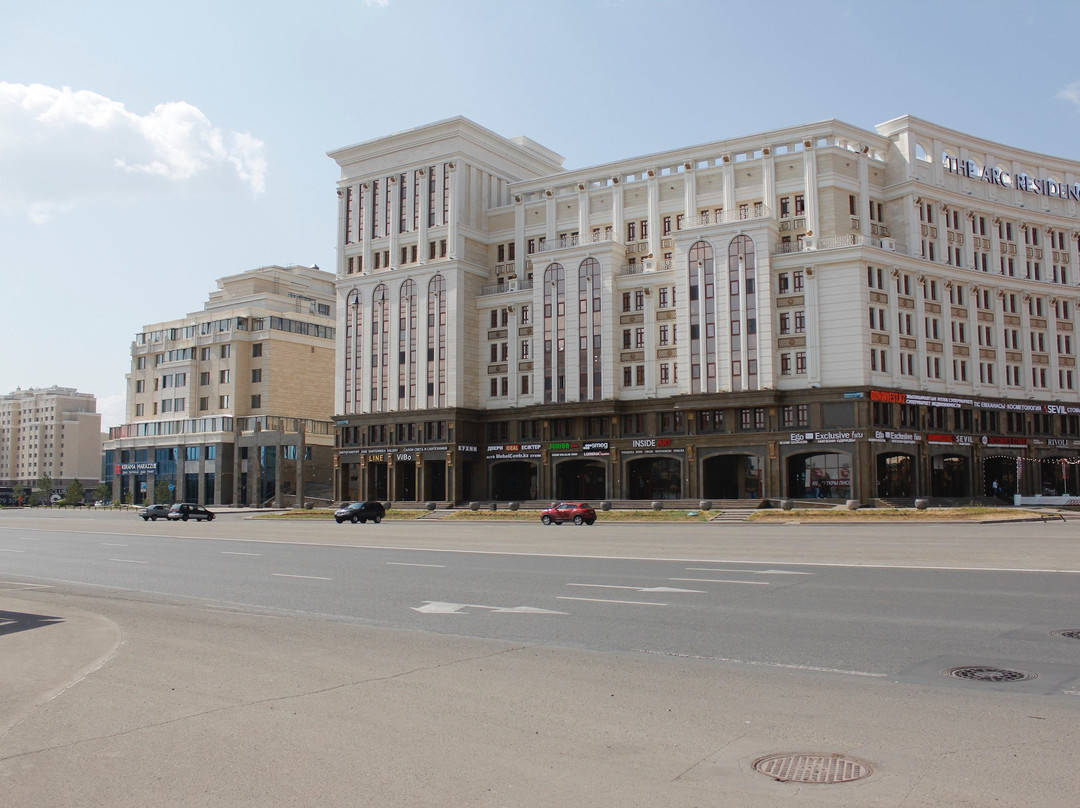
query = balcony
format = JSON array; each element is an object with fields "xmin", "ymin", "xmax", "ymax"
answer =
[
  {"xmin": 480, "ymin": 279, "xmax": 534, "ymax": 296},
  {"xmin": 533, "ymin": 231, "xmax": 619, "ymax": 254},
  {"xmin": 681, "ymin": 206, "xmax": 774, "ymax": 229}
]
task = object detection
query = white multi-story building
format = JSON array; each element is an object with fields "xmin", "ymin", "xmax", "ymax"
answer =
[
  {"xmin": 329, "ymin": 116, "xmax": 1080, "ymax": 504},
  {"xmin": 104, "ymin": 264, "xmax": 338, "ymax": 506},
  {"xmin": 0, "ymin": 386, "xmax": 101, "ymax": 499}
]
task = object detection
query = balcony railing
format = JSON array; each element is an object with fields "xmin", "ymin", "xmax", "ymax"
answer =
[
  {"xmin": 480, "ymin": 279, "xmax": 534, "ymax": 296},
  {"xmin": 534, "ymin": 231, "xmax": 618, "ymax": 254},
  {"xmin": 681, "ymin": 206, "xmax": 774, "ymax": 229}
]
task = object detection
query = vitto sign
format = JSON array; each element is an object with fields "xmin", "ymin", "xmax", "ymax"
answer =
[{"xmin": 942, "ymin": 155, "xmax": 1080, "ymax": 201}]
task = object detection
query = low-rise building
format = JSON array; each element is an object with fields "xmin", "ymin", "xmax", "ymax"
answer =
[{"xmin": 103, "ymin": 264, "xmax": 337, "ymax": 506}]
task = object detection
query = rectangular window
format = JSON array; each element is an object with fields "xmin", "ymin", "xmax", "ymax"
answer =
[
  {"xmin": 220, "ymin": 344, "xmax": 231, "ymax": 358},
  {"xmin": 251, "ymin": 368, "xmax": 262, "ymax": 383},
  {"xmin": 219, "ymin": 369, "xmax": 230, "ymax": 384},
  {"xmin": 219, "ymin": 395, "xmax": 230, "ymax": 409}
]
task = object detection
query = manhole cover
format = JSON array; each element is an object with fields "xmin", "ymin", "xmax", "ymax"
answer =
[
  {"xmin": 752, "ymin": 753, "xmax": 872, "ymax": 784},
  {"xmin": 943, "ymin": 665, "xmax": 1037, "ymax": 683},
  {"xmin": 1052, "ymin": 630, "xmax": 1080, "ymax": 641}
]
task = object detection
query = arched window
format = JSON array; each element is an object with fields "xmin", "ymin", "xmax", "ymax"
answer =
[
  {"xmin": 687, "ymin": 241, "xmax": 716, "ymax": 394},
  {"xmin": 728, "ymin": 234, "xmax": 757, "ymax": 392},
  {"xmin": 544, "ymin": 263, "xmax": 566, "ymax": 403},
  {"xmin": 578, "ymin": 257, "xmax": 602, "ymax": 400},
  {"xmin": 371, "ymin": 284, "xmax": 390, "ymax": 411},
  {"xmin": 427, "ymin": 275, "xmax": 446, "ymax": 407},
  {"xmin": 344, "ymin": 289, "xmax": 362, "ymax": 414},
  {"xmin": 914, "ymin": 142, "xmax": 931, "ymax": 163},
  {"xmin": 398, "ymin": 279, "xmax": 417, "ymax": 409}
]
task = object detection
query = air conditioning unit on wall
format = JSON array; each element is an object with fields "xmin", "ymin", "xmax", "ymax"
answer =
[
  {"xmin": 880, "ymin": 237, "xmax": 896, "ymax": 252},
  {"xmin": 507, "ymin": 279, "xmax": 519, "ymax": 291}
]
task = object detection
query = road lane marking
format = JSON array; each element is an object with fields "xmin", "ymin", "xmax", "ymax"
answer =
[
  {"xmin": 271, "ymin": 573, "xmax": 331, "ymax": 580},
  {"xmin": 387, "ymin": 562, "xmax": 445, "ymax": 568},
  {"xmin": 669, "ymin": 577, "xmax": 770, "ymax": 585},
  {"xmin": 0, "ymin": 581, "xmax": 50, "ymax": 588},
  {"xmin": 110, "ymin": 558, "xmax": 148, "ymax": 564},
  {"xmin": 685, "ymin": 567, "xmax": 812, "ymax": 575},
  {"xmin": 566, "ymin": 583, "xmax": 704, "ymax": 593},
  {"xmin": 636, "ymin": 648, "xmax": 886, "ymax": 678},
  {"xmin": 412, "ymin": 601, "xmax": 565, "ymax": 614},
  {"xmin": 221, "ymin": 551, "xmax": 262, "ymax": 556},
  {"xmin": 557, "ymin": 597, "xmax": 668, "ymax": 606},
  {"xmin": 0, "ymin": 548, "xmax": 25, "ymax": 553},
  {"xmin": 17, "ymin": 537, "xmax": 39, "ymax": 541},
  {"xmin": 102, "ymin": 543, "xmax": 129, "ymax": 547}
]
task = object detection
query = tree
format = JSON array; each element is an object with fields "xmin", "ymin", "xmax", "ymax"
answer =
[
  {"xmin": 34, "ymin": 474, "xmax": 54, "ymax": 506},
  {"xmin": 154, "ymin": 479, "xmax": 172, "ymax": 504},
  {"xmin": 12, "ymin": 481, "xmax": 27, "ymax": 507},
  {"xmin": 92, "ymin": 482, "xmax": 111, "ymax": 504},
  {"xmin": 64, "ymin": 479, "xmax": 85, "ymax": 505}
]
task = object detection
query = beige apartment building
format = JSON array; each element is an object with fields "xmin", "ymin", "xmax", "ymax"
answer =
[
  {"xmin": 329, "ymin": 116, "xmax": 1080, "ymax": 505},
  {"xmin": 0, "ymin": 386, "xmax": 102, "ymax": 501},
  {"xmin": 104, "ymin": 264, "xmax": 337, "ymax": 506}
]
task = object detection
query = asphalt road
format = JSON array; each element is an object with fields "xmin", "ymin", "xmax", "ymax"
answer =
[{"xmin": 2, "ymin": 510, "xmax": 1079, "ymax": 806}]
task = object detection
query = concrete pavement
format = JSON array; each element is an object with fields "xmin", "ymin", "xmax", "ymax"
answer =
[{"xmin": 2, "ymin": 511, "xmax": 1079, "ymax": 806}]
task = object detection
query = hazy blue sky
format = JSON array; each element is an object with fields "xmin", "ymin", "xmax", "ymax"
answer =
[{"xmin": 4, "ymin": 0, "xmax": 1080, "ymax": 427}]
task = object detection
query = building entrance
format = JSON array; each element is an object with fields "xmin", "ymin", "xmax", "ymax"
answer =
[
  {"xmin": 627, "ymin": 457, "xmax": 682, "ymax": 500},
  {"xmin": 491, "ymin": 461, "xmax": 537, "ymax": 500},
  {"xmin": 702, "ymin": 454, "xmax": 763, "ymax": 499},
  {"xmin": 554, "ymin": 459, "xmax": 606, "ymax": 501},
  {"xmin": 786, "ymin": 451, "xmax": 851, "ymax": 500}
]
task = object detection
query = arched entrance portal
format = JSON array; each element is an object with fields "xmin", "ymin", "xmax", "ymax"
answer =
[
  {"xmin": 627, "ymin": 457, "xmax": 682, "ymax": 500},
  {"xmin": 491, "ymin": 461, "xmax": 537, "ymax": 501},
  {"xmin": 786, "ymin": 452, "xmax": 851, "ymax": 500},
  {"xmin": 1038, "ymin": 456, "xmax": 1080, "ymax": 496},
  {"xmin": 876, "ymin": 453, "xmax": 914, "ymax": 497},
  {"xmin": 930, "ymin": 454, "xmax": 969, "ymax": 497},
  {"xmin": 702, "ymin": 454, "xmax": 763, "ymax": 499},
  {"xmin": 554, "ymin": 459, "xmax": 606, "ymax": 501}
]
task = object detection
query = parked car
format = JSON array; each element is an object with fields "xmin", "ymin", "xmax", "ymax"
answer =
[
  {"xmin": 167, "ymin": 502, "xmax": 215, "ymax": 522},
  {"xmin": 137, "ymin": 503, "xmax": 172, "ymax": 521},
  {"xmin": 334, "ymin": 501, "xmax": 386, "ymax": 524},
  {"xmin": 541, "ymin": 502, "xmax": 597, "ymax": 526}
]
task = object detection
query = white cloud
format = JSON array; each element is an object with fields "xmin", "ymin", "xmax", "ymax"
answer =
[
  {"xmin": 0, "ymin": 82, "xmax": 267, "ymax": 223},
  {"xmin": 1056, "ymin": 80, "xmax": 1080, "ymax": 111},
  {"xmin": 366, "ymin": 0, "xmax": 390, "ymax": 7}
]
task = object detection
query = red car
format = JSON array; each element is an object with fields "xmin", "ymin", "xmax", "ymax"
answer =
[{"xmin": 541, "ymin": 502, "xmax": 597, "ymax": 526}]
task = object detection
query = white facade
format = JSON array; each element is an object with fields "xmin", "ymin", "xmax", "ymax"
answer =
[{"xmin": 328, "ymin": 116, "xmax": 1080, "ymax": 503}]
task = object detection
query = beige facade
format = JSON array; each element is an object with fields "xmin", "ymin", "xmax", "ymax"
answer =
[
  {"xmin": 329, "ymin": 116, "xmax": 1080, "ymax": 505},
  {"xmin": 0, "ymin": 386, "xmax": 102, "ymax": 496},
  {"xmin": 104, "ymin": 264, "xmax": 338, "ymax": 506}
]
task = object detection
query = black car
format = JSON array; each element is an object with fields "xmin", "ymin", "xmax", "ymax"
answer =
[
  {"xmin": 167, "ymin": 502, "xmax": 215, "ymax": 522},
  {"xmin": 137, "ymin": 503, "xmax": 172, "ymax": 521},
  {"xmin": 334, "ymin": 501, "xmax": 386, "ymax": 524}
]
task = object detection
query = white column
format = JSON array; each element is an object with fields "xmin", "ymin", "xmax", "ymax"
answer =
[
  {"xmin": 361, "ymin": 183, "xmax": 373, "ymax": 275},
  {"xmin": 802, "ymin": 143, "xmax": 819, "ymax": 238},
  {"xmin": 389, "ymin": 176, "xmax": 401, "ymax": 266},
  {"xmin": 446, "ymin": 163, "xmax": 458, "ymax": 259},
  {"xmin": 805, "ymin": 266, "xmax": 821, "ymax": 385},
  {"xmin": 647, "ymin": 170, "xmax": 660, "ymax": 261}
]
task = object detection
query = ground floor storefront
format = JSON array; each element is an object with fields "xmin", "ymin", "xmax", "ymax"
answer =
[
  {"xmin": 104, "ymin": 418, "xmax": 335, "ymax": 507},
  {"xmin": 333, "ymin": 390, "xmax": 1080, "ymax": 506}
]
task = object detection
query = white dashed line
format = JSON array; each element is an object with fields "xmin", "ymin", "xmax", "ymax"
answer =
[
  {"xmin": 102, "ymin": 543, "xmax": 129, "ymax": 547},
  {"xmin": 0, "ymin": 548, "xmax": 24, "ymax": 553},
  {"xmin": 221, "ymin": 551, "xmax": 262, "ymax": 556},
  {"xmin": 111, "ymin": 559, "xmax": 148, "ymax": 564},
  {"xmin": 271, "ymin": 573, "xmax": 331, "ymax": 580},
  {"xmin": 387, "ymin": 562, "xmax": 445, "ymax": 567},
  {"xmin": 669, "ymin": 577, "xmax": 770, "ymax": 585},
  {"xmin": 557, "ymin": 597, "xmax": 668, "ymax": 606}
]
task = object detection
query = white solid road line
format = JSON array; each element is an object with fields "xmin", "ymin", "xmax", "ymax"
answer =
[
  {"xmin": 387, "ymin": 562, "xmax": 445, "ymax": 567},
  {"xmin": 101, "ymin": 543, "xmax": 129, "ymax": 547},
  {"xmin": 271, "ymin": 573, "xmax": 332, "ymax": 580},
  {"xmin": 221, "ymin": 551, "xmax": 262, "ymax": 556},
  {"xmin": 636, "ymin": 648, "xmax": 887, "ymax": 678},
  {"xmin": 110, "ymin": 558, "xmax": 148, "ymax": 564},
  {"xmin": 0, "ymin": 548, "xmax": 24, "ymax": 553},
  {"xmin": 669, "ymin": 577, "xmax": 770, "ymax": 585}
]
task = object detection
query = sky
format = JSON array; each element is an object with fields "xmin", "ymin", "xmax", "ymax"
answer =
[{"xmin": 4, "ymin": 0, "xmax": 1080, "ymax": 429}]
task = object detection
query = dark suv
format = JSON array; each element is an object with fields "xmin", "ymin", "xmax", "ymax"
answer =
[
  {"xmin": 167, "ymin": 503, "xmax": 215, "ymax": 522},
  {"xmin": 334, "ymin": 501, "xmax": 386, "ymax": 524},
  {"xmin": 540, "ymin": 502, "xmax": 597, "ymax": 526}
]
